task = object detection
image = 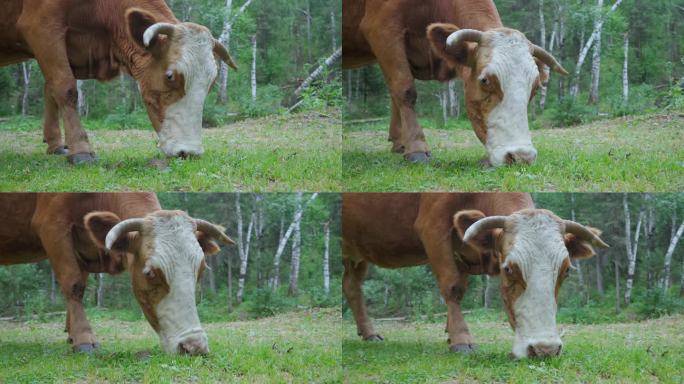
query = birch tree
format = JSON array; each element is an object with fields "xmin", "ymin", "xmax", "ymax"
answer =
[
  {"xmin": 250, "ymin": 34, "xmax": 257, "ymax": 103},
  {"xmin": 538, "ymin": 0, "xmax": 558, "ymax": 111},
  {"xmin": 217, "ymin": 0, "xmax": 255, "ymax": 104},
  {"xmin": 661, "ymin": 214, "xmax": 684, "ymax": 290},
  {"xmin": 447, "ymin": 80, "xmax": 459, "ymax": 117},
  {"xmin": 20, "ymin": 62, "xmax": 31, "ymax": 116},
  {"xmin": 76, "ymin": 80, "xmax": 87, "ymax": 117},
  {"xmin": 235, "ymin": 193, "xmax": 255, "ymax": 304},
  {"xmin": 322, "ymin": 221, "xmax": 330, "ymax": 295},
  {"xmin": 623, "ymin": 193, "xmax": 643, "ymax": 305},
  {"xmin": 570, "ymin": 0, "xmax": 623, "ymax": 98},
  {"xmin": 570, "ymin": 193, "xmax": 586, "ymax": 301},
  {"xmin": 287, "ymin": 199, "xmax": 302, "ymax": 296},
  {"xmin": 588, "ymin": 0, "xmax": 605, "ymax": 104},
  {"xmin": 292, "ymin": 47, "xmax": 342, "ymax": 100},
  {"xmin": 270, "ymin": 193, "xmax": 319, "ymax": 291},
  {"xmin": 622, "ymin": 32, "xmax": 629, "ymax": 104}
]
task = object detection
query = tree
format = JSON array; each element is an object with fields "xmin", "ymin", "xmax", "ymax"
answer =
[
  {"xmin": 661, "ymin": 214, "xmax": 684, "ymax": 291},
  {"xmin": 322, "ymin": 221, "xmax": 331, "ymax": 295},
  {"xmin": 622, "ymin": 32, "xmax": 629, "ymax": 105},
  {"xmin": 623, "ymin": 193, "xmax": 643, "ymax": 305},
  {"xmin": 20, "ymin": 62, "xmax": 31, "ymax": 116},
  {"xmin": 588, "ymin": 0, "xmax": 605, "ymax": 104},
  {"xmin": 287, "ymin": 195, "xmax": 302, "ymax": 297},
  {"xmin": 235, "ymin": 193, "xmax": 255, "ymax": 304},
  {"xmin": 250, "ymin": 34, "xmax": 257, "ymax": 104},
  {"xmin": 216, "ymin": 0, "xmax": 255, "ymax": 104}
]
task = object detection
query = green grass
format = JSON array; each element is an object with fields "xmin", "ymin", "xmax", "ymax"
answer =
[
  {"xmin": 342, "ymin": 313, "xmax": 684, "ymax": 383},
  {"xmin": 343, "ymin": 113, "xmax": 684, "ymax": 192},
  {"xmin": 0, "ymin": 111, "xmax": 341, "ymax": 192},
  {"xmin": 0, "ymin": 309, "xmax": 341, "ymax": 383}
]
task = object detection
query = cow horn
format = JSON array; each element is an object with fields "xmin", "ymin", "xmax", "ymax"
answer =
[
  {"xmin": 563, "ymin": 220, "xmax": 609, "ymax": 249},
  {"xmin": 195, "ymin": 219, "xmax": 236, "ymax": 245},
  {"xmin": 463, "ymin": 216, "xmax": 507, "ymax": 243},
  {"xmin": 105, "ymin": 218, "xmax": 145, "ymax": 251},
  {"xmin": 213, "ymin": 40, "xmax": 238, "ymax": 71},
  {"xmin": 143, "ymin": 23, "xmax": 177, "ymax": 47},
  {"xmin": 530, "ymin": 44, "xmax": 569, "ymax": 75},
  {"xmin": 446, "ymin": 29, "xmax": 483, "ymax": 46}
]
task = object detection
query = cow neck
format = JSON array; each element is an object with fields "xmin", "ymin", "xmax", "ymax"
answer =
[{"xmin": 451, "ymin": 0, "xmax": 504, "ymax": 32}]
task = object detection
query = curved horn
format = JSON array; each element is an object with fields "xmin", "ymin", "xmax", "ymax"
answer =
[
  {"xmin": 463, "ymin": 216, "xmax": 507, "ymax": 243},
  {"xmin": 195, "ymin": 219, "xmax": 236, "ymax": 245},
  {"xmin": 105, "ymin": 218, "xmax": 145, "ymax": 251},
  {"xmin": 143, "ymin": 22, "xmax": 177, "ymax": 47},
  {"xmin": 563, "ymin": 220, "xmax": 609, "ymax": 249},
  {"xmin": 213, "ymin": 40, "xmax": 238, "ymax": 71},
  {"xmin": 446, "ymin": 29, "xmax": 483, "ymax": 47},
  {"xmin": 531, "ymin": 44, "xmax": 569, "ymax": 75}
]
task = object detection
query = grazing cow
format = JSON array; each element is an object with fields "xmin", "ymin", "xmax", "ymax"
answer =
[
  {"xmin": 0, "ymin": 1, "xmax": 238, "ymax": 164},
  {"xmin": 342, "ymin": 193, "xmax": 608, "ymax": 358},
  {"xmin": 0, "ymin": 193, "xmax": 234, "ymax": 355},
  {"xmin": 343, "ymin": 0, "xmax": 567, "ymax": 166}
]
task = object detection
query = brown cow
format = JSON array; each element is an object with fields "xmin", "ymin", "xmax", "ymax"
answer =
[
  {"xmin": 343, "ymin": 0, "xmax": 567, "ymax": 166},
  {"xmin": 0, "ymin": 1, "xmax": 237, "ymax": 164},
  {"xmin": 0, "ymin": 193, "xmax": 234, "ymax": 355},
  {"xmin": 342, "ymin": 193, "xmax": 608, "ymax": 358}
]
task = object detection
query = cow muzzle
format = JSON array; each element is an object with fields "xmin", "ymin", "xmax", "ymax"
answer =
[
  {"xmin": 513, "ymin": 334, "xmax": 563, "ymax": 359},
  {"xmin": 488, "ymin": 145, "xmax": 537, "ymax": 167},
  {"xmin": 175, "ymin": 329, "xmax": 209, "ymax": 356},
  {"xmin": 158, "ymin": 138, "xmax": 204, "ymax": 158}
]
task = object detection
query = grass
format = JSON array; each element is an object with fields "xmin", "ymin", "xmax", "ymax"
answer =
[
  {"xmin": 0, "ymin": 308, "xmax": 341, "ymax": 384},
  {"xmin": 341, "ymin": 312, "xmax": 684, "ymax": 383},
  {"xmin": 0, "ymin": 111, "xmax": 341, "ymax": 192},
  {"xmin": 343, "ymin": 113, "xmax": 684, "ymax": 192}
]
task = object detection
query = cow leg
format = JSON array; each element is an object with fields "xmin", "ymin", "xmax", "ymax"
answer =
[
  {"xmin": 18, "ymin": 20, "xmax": 95, "ymax": 164},
  {"xmin": 416, "ymin": 224, "xmax": 476, "ymax": 352},
  {"xmin": 361, "ymin": 25, "xmax": 430, "ymax": 162},
  {"xmin": 388, "ymin": 99, "xmax": 404, "ymax": 154},
  {"xmin": 43, "ymin": 84, "xmax": 68, "ymax": 155},
  {"xmin": 343, "ymin": 259, "xmax": 383, "ymax": 341}
]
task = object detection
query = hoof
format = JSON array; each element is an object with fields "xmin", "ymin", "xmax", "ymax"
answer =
[
  {"xmin": 48, "ymin": 146, "xmax": 69, "ymax": 155},
  {"xmin": 405, "ymin": 152, "xmax": 430, "ymax": 163},
  {"xmin": 68, "ymin": 153, "xmax": 97, "ymax": 165},
  {"xmin": 449, "ymin": 344, "xmax": 478, "ymax": 354},
  {"xmin": 364, "ymin": 334, "xmax": 384, "ymax": 341},
  {"xmin": 73, "ymin": 343, "xmax": 100, "ymax": 353}
]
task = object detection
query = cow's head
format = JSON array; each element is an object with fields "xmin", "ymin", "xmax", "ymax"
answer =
[
  {"xmin": 125, "ymin": 9, "xmax": 238, "ymax": 158},
  {"xmin": 84, "ymin": 210, "xmax": 234, "ymax": 355},
  {"xmin": 428, "ymin": 24, "xmax": 567, "ymax": 167},
  {"xmin": 453, "ymin": 209, "xmax": 608, "ymax": 358}
]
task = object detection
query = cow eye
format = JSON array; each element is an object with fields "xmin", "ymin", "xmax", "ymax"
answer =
[
  {"xmin": 503, "ymin": 266, "xmax": 513, "ymax": 275},
  {"xmin": 143, "ymin": 267, "xmax": 156, "ymax": 279},
  {"xmin": 165, "ymin": 70, "xmax": 174, "ymax": 81},
  {"xmin": 480, "ymin": 77, "xmax": 489, "ymax": 86}
]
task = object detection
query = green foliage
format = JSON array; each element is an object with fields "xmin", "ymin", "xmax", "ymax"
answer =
[
  {"xmin": 548, "ymin": 97, "xmax": 597, "ymax": 127},
  {"xmin": 242, "ymin": 288, "xmax": 297, "ymax": 317},
  {"xmin": 632, "ymin": 288, "xmax": 684, "ymax": 318}
]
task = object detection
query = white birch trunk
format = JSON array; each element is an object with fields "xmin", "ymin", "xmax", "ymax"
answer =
[
  {"xmin": 251, "ymin": 34, "xmax": 257, "ymax": 103},
  {"xmin": 661, "ymin": 217, "xmax": 684, "ymax": 290},
  {"xmin": 235, "ymin": 193, "xmax": 255, "ymax": 304},
  {"xmin": 570, "ymin": 0, "xmax": 623, "ymax": 98},
  {"xmin": 623, "ymin": 193, "xmax": 643, "ymax": 305},
  {"xmin": 217, "ymin": 0, "xmax": 255, "ymax": 104},
  {"xmin": 21, "ymin": 62, "xmax": 31, "ymax": 116},
  {"xmin": 447, "ymin": 80, "xmax": 458, "ymax": 117},
  {"xmin": 539, "ymin": 7, "xmax": 558, "ymax": 111},
  {"xmin": 50, "ymin": 268, "xmax": 56, "ymax": 305},
  {"xmin": 96, "ymin": 273, "xmax": 104, "ymax": 307},
  {"xmin": 76, "ymin": 80, "xmax": 87, "ymax": 117},
  {"xmin": 293, "ymin": 47, "xmax": 342, "ymax": 99},
  {"xmin": 623, "ymin": 32, "xmax": 629, "ymax": 104},
  {"xmin": 271, "ymin": 193, "xmax": 319, "ymax": 291},
  {"xmin": 323, "ymin": 221, "xmax": 330, "ymax": 295},
  {"xmin": 570, "ymin": 194, "xmax": 585, "ymax": 296},
  {"xmin": 288, "ymin": 201, "xmax": 302, "ymax": 296},
  {"xmin": 588, "ymin": 0, "xmax": 604, "ymax": 104},
  {"xmin": 330, "ymin": 11, "xmax": 337, "ymax": 51},
  {"xmin": 272, "ymin": 217, "xmax": 285, "ymax": 290}
]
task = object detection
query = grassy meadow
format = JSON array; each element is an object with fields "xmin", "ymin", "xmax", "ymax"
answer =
[
  {"xmin": 343, "ymin": 113, "xmax": 684, "ymax": 192},
  {"xmin": 0, "ymin": 111, "xmax": 341, "ymax": 192},
  {"xmin": 341, "ymin": 311, "xmax": 684, "ymax": 383},
  {"xmin": 0, "ymin": 309, "xmax": 341, "ymax": 384}
]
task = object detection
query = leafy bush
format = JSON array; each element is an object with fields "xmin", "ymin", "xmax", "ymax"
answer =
[
  {"xmin": 241, "ymin": 287, "xmax": 297, "ymax": 318},
  {"xmin": 549, "ymin": 97, "xmax": 597, "ymax": 127},
  {"xmin": 632, "ymin": 288, "xmax": 684, "ymax": 318}
]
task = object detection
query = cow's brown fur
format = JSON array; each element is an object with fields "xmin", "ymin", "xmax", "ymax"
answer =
[{"xmin": 0, "ymin": 1, "xmax": 226, "ymax": 161}]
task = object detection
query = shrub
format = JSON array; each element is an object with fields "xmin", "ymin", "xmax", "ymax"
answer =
[{"xmin": 549, "ymin": 96, "xmax": 596, "ymax": 127}]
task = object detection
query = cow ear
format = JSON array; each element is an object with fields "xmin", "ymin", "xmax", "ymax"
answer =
[
  {"xmin": 427, "ymin": 23, "xmax": 477, "ymax": 68},
  {"xmin": 126, "ymin": 8, "xmax": 158, "ymax": 49},
  {"xmin": 84, "ymin": 211, "xmax": 127, "ymax": 251},
  {"xmin": 196, "ymin": 229, "xmax": 235, "ymax": 256},
  {"xmin": 564, "ymin": 227, "xmax": 602, "ymax": 260},
  {"xmin": 453, "ymin": 210, "xmax": 495, "ymax": 250}
]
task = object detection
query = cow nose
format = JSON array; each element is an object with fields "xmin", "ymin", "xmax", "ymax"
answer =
[
  {"xmin": 504, "ymin": 149, "xmax": 537, "ymax": 165},
  {"xmin": 528, "ymin": 342, "xmax": 562, "ymax": 358},
  {"xmin": 178, "ymin": 336, "xmax": 209, "ymax": 356}
]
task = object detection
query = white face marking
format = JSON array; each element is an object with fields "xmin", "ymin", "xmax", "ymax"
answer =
[
  {"xmin": 483, "ymin": 32, "xmax": 539, "ymax": 166},
  {"xmin": 504, "ymin": 213, "xmax": 566, "ymax": 358},
  {"xmin": 158, "ymin": 27, "xmax": 218, "ymax": 157},
  {"xmin": 146, "ymin": 214, "xmax": 207, "ymax": 354}
]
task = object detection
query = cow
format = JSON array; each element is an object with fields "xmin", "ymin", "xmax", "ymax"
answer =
[
  {"xmin": 342, "ymin": 193, "xmax": 608, "ymax": 358},
  {"xmin": 0, "ymin": 193, "xmax": 234, "ymax": 355},
  {"xmin": 0, "ymin": 1, "xmax": 238, "ymax": 164},
  {"xmin": 342, "ymin": 0, "xmax": 568, "ymax": 166}
]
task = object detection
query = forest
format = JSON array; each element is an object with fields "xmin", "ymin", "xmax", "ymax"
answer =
[
  {"xmin": 350, "ymin": 193, "xmax": 684, "ymax": 324},
  {"xmin": 0, "ymin": 0, "xmax": 343, "ymax": 125},
  {"xmin": 0, "ymin": 193, "xmax": 342, "ymax": 321},
  {"xmin": 344, "ymin": 0, "xmax": 684, "ymax": 126}
]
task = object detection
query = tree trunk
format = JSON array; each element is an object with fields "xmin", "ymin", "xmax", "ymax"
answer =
[
  {"xmin": 50, "ymin": 268, "xmax": 56, "ymax": 305},
  {"xmin": 623, "ymin": 193, "xmax": 643, "ymax": 305},
  {"xmin": 588, "ymin": 0, "xmax": 604, "ymax": 104},
  {"xmin": 76, "ymin": 80, "xmax": 87, "ymax": 117},
  {"xmin": 235, "ymin": 193, "xmax": 255, "ymax": 304},
  {"xmin": 96, "ymin": 273, "xmax": 104, "ymax": 308},
  {"xmin": 251, "ymin": 34, "xmax": 257, "ymax": 103},
  {"xmin": 227, "ymin": 253, "xmax": 233, "ymax": 312},
  {"xmin": 596, "ymin": 251, "xmax": 605, "ymax": 295},
  {"xmin": 622, "ymin": 32, "xmax": 629, "ymax": 105},
  {"xmin": 272, "ymin": 217, "xmax": 285, "ymax": 290},
  {"xmin": 217, "ymin": 0, "xmax": 255, "ymax": 104},
  {"xmin": 447, "ymin": 80, "xmax": 458, "ymax": 117},
  {"xmin": 21, "ymin": 62, "xmax": 31, "ymax": 116},
  {"xmin": 483, "ymin": 275, "xmax": 492, "ymax": 309},
  {"xmin": 271, "ymin": 193, "xmax": 319, "ymax": 291},
  {"xmin": 207, "ymin": 254, "xmax": 216, "ymax": 294},
  {"xmin": 570, "ymin": 0, "xmax": 623, "ymax": 98},
  {"xmin": 288, "ymin": 200, "xmax": 302, "ymax": 297},
  {"xmin": 661, "ymin": 215, "xmax": 684, "ymax": 290},
  {"xmin": 614, "ymin": 257, "xmax": 620, "ymax": 313},
  {"xmin": 330, "ymin": 11, "xmax": 336, "ymax": 51},
  {"xmin": 292, "ymin": 47, "xmax": 342, "ymax": 100},
  {"xmin": 643, "ymin": 194, "xmax": 656, "ymax": 289},
  {"xmin": 570, "ymin": 194, "xmax": 586, "ymax": 302},
  {"xmin": 439, "ymin": 88, "xmax": 448, "ymax": 126},
  {"xmin": 323, "ymin": 221, "xmax": 330, "ymax": 295},
  {"xmin": 539, "ymin": 17, "xmax": 558, "ymax": 111}
]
